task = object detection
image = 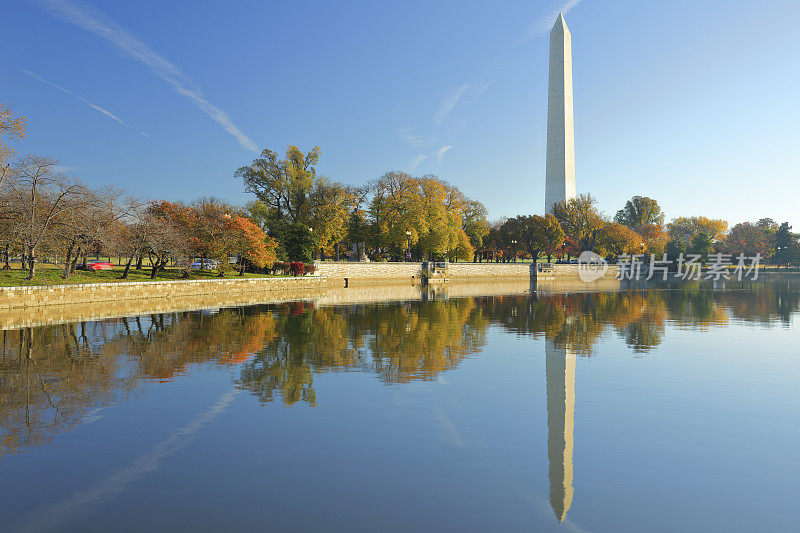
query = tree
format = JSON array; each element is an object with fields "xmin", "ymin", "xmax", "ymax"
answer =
[
  {"xmin": 517, "ymin": 214, "xmax": 565, "ymax": 263},
  {"xmin": 282, "ymin": 223, "xmax": 317, "ymax": 263},
  {"xmin": 596, "ymin": 222, "xmax": 645, "ymax": 257},
  {"xmin": 144, "ymin": 201, "xmax": 191, "ymax": 278},
  {"xmin": 0, "ymin": 104, "xmax": 27, "ymax": 172},
  {"xmin": 725, "ymin": 222, "xmax": 774, "ymax": 258},
  {"xmin": 639, "ymin": 223, "xmax": 669, "ymax": 256},
  {"xmin": 667, "ymin": 216, "xmax": 727, "ymax": 244},
  {"xmin": 664, "ymin": 237, "xmax": 686, "ymax": 263},
  {"xmin": 688, "ymin": 232, "xmax": 713, "ymax": 262},
  {"xmin": 235, "ymin": 145, "xmax": 320, "ymax": 225},
  {"xmin": 237, "ymin": 146, "xmax": 361, "ymax": 260},
  {"xmin": 614, "ymin": 196, "xmax": 664, "ymax": 232},
  {"xmin": 117, "ymin": 209, "xmax": 166, "ymax": 279},
  {"xmin": 58, "ymin": 186, "xmax": 132, "ymax": 279},
  {"xmin": 307, "ymin": 179, "xmax": 360, "ymax": 258},
  {"xmin": 368, "ymin": 172, "xmax": 478, "ymax": 261},
  {"xmin": 4, "ymin": 155, "xmax": 84, "ymax": 279},
  {"xmin": 551, "ymin": 194, "xmax": 606, "ymax": 255},
  {"xmin": 774, "ymin": 222, "xmax": 798, "ymax": 265},
  {"xmin": 227, "ymin": 216, "xmax": 277, "ymax": 274},
  {"xmin": 461, "ymin": 200, "xmax": 490, "ymax": 258},
  {"xmin": 755, "ymin": 218, "xmax": 778, "ymax": 232}
]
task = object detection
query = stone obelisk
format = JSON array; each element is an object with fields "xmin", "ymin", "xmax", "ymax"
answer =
[{"xmin": 545, "ymin": 13, "xmax": 576, "ymax": 214}]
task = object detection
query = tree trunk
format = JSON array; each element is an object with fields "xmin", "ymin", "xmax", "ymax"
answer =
[
  {"xmin": 135, "ymin": 254, "xmax": 143, "ymax": 270},
  {"xmin": 3, "ymin": 244, "xmax": 10, "ymax": 270},
  {"xmin": 62, "ymin": 239, "xmax": 77, "ymax": 279},
  {"xmin": 20, "ymin": 245, "xmax": 27, "ymax": 271},
  {"xmin": 26, "ymin": 251, "xmax": 35, "ymax": 280},
  {"xmin": 121, "ymin": 253, "xmax": 135, "ymax": 279}
]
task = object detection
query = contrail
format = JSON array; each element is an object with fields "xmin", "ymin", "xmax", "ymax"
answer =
[
  {"xmin": 435, "ymin": 83, "xmax": 469, "ymax": 124},
  {"xmin": 16, "ymin": 66, "xmax": 128, "ymax": 126},
  {"xmin": 14, "ymin": 388, "xmax": 241, "ymax": 533},
  {"xmin": 32, "ymin": 0, "xmax": 259, "ymax": 153}
]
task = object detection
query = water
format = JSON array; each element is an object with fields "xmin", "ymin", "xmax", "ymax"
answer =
[{"xmin": 1, "ymin": 282, "xmax": 798, "ymax": 532}]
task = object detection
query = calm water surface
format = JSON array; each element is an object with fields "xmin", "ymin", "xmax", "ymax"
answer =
[{"xmin": 1, "ymin": 282, "xmax": 799, "ymax": 532}]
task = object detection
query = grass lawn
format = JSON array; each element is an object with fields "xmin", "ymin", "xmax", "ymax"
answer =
[{"xmin": 0, "ymin": 262, "xmax": 284, "ymax": 287}]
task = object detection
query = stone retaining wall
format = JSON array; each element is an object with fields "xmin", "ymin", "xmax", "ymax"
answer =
[
  {"xmin": 448, "ymin": 262, "xmax": 532, "ymax": 279},
  {"xmin": 314, "ymin": 260, "xmax": 618, "ymax": 283},
  {"xmin": 0, "ymin": 276, "xmax": 324, "ymax": 311},
  {"xmin": 314, "ymin": 261, "xmax": 422, "ymax": 282}
]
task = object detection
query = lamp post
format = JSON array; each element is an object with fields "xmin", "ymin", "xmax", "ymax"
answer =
[
  {"xmin": 511, "ymin": 239, "xmax": 517, "ymax": 262},
  {"xmin": 405, "ymin": 230, "xmax": 412, "ymax": 261}
]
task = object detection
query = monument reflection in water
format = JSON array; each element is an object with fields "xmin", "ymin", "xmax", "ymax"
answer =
[{"xmin": 1, "ymin": 281, "xmax": 799, "ymax": 530}]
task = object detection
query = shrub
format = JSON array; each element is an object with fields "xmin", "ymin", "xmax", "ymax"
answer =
[
  {"xmin": 289, "ymin": 262, "xmax": 306, "ymax": 276},
  {"xmin": 304, "ymin": 263, "xmax": 316, "ymax": 275},
  {"xmin": 273, "ymin": 261, "xmax": 290, "ymax": 275}
]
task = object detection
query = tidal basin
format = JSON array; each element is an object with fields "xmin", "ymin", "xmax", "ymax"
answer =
[{"xmin": 1, "ymin": 281, "xmax": 799, "ymax": 532}]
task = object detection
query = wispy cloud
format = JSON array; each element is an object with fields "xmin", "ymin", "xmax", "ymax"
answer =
[
  {"xmin": 32, "ymin": 0, "xmax": 258, "ymax": 153},
  {"xmin": 395, "ymin": 127, "xmax": 436, "ymax": 147},
  {"xmin": 435, "ymin": 83, "xmax": 470, "ymax": 124},
  {"xmin": 436, "ymin": 145, "xmax": 453, "ymax": 166},
  {"xmin": 433, "ymin": 81, "xmax": 493, "ymax": 125},
  {"xmin": 139, "ymin": 131, "xmax": 150, "ymax": 138},
  {"xmin": 410, "ymin": 154, "xmax": 428, "ymax": 171},
  {"xmin": 523, "ymin": 0, "xmax": 584, "ymax": 40},
  {"xmin": 16, "ymin": 66, "xmax": 127, "ymax": 126}
]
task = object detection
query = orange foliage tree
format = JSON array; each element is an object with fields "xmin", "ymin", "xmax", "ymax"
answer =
[{"xmin": 227, "ymin": 216, "xmax": 277, "ymax": 274}]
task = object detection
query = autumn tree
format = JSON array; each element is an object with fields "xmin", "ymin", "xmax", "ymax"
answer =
[
  {"xmin": 117, "ymin": 208, "xmax": 168, "ymax": 279},
  {"xmin": 461, "ymin": 200, "xmax": 490, "ymax": 259},
  {"xmin": 517, "ymin": 214, "xmax": 565, "ymax": 262},
  {"xmin": 235, "ymin": 145, "xmax": 320, "ymax": 224},
  {"xmin": 638, "ymin": 223, "xmax": 669, "ymax": 256},
  {"xmin": 227, "ymin": 216, "xmax": 277, "ymax": 274},
  {"xmin": 0, "ymin": 104, "xmax": 27, "ymax": 174},
  {"xmin": 144, "ymin": 201, "xmax": 191, "ymax": 278},
  {"xmin": 755, "ymin": 218, "xmax": 778, "ymax": 232},
  {"xmin": 667, "ymin": 216, "xmax": 728, "ymax": 244},
  {"xmin": 596, "ymin": 222, "xmax": 645, "ymax": 257},
  {"xmin": 368, "ymin": 172, "xmax": 481, "ymax": 261},
  {"xmin": 236, "ymin": 146, "xmax": 359, "ymax": 261},
  {"xmin": 307, "ymin": 179, "xmax": 360, "ymax": 258},
  {"xmin": 724, "ymin": 222, "xmax": 774, "ymax": 258},
  {"xmin": 3, "ymin": 155, "xmax": 84, "ymax": 279},
  {"xmin": 551, "ymin": 194, "xmax": 606, "ymax": 256},
  {"xmin": 58, "ymin": 187, "xmax": 134, "ymax": 279}
]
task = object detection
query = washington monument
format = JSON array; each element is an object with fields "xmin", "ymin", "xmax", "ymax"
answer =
[{"xmin": 545, "ymin": 13, "xmax": 576, "ymax": 214}]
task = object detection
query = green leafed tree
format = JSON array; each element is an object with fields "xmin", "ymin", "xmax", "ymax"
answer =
[{"xmin": 614, "ymin": 196, "xmax": 665, "ymax": 232}]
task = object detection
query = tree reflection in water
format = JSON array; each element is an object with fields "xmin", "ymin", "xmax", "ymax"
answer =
[{"xmin": 1, "ymin": 282, "xmax": 798, "ymax": 466}]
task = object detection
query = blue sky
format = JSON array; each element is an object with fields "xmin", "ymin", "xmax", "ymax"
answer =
[{"xmin": 2, "ymin": 0, "xmax": 799, "ymax": 228}]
